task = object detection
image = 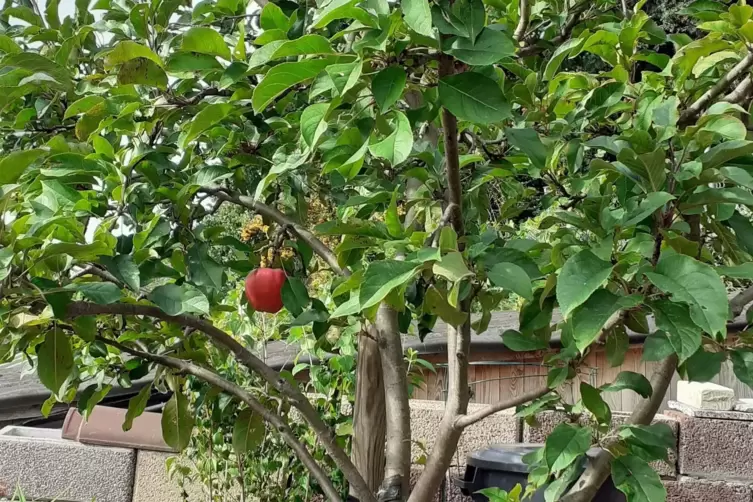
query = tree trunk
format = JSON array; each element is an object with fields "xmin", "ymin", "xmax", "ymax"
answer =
[{"xmin": 350, "ymin": 332, "xmax": 387, "ymax": 500}]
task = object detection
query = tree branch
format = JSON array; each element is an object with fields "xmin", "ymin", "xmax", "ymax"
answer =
[
  {"xmin": 452, "ymin": 387, "xmax": 550, "ymax": 430},
  {"xmin": 96, "ymin": 337, "xmax": 341, "ymax": 501},
  {"xmin": 731, "ymin": 285, "xmax": 753, "ymax": 318},
  {"xmin": 560, "ymin": 354, "xmax": 678, "ymax": 502},
  {"xmin": 409, "ymin": 56, "xmax": 471, "ymax": 502},
  {"xmin": 71, "ymin": 265, "xmax": 124, "ymax": 288},
  {"xmin": 373, "ymin": 305, "xmax": 411, "ymax": 501},
  {"xmin": 64, "ymin": 302, "xmax": 374, "ymax": 502},
  {"xmin": 518, "ymin": 1, "xmax": 588, "ymax": 58},
  {"xmin": 679, "ymin": 51, "xmax": 753, "ymax": 127},
  {"xmin": 199, "ymin": 187, "xmax": 350, "ymax": 278},
  {"xmin": 514, "ymin": 0, "xmax": 530, "ymax": 42},
  {"xmin": 425, "ymin": 203, "xmax": 459, "ymax": 247},
  {"xmin": 724, "ymin": 75, "xmax": 753, "ymax": 105}
]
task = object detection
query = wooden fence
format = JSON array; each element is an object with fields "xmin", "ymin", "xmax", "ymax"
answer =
[{"xmin": 411, "ymin": 345, "xmax": 752, "ymax": 413}]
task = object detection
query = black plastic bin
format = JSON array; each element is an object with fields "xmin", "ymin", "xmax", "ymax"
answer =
[{"xmin": 455, "ymin": 444, "xmax": 625, "ymax": 502}]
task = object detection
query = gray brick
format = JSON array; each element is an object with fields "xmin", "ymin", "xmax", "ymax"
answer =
[{"xmin": 664, "ymin": 476, "xmax": 753, "ymax": 502}]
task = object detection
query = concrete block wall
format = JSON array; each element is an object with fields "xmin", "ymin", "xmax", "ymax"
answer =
[{"xmin": 0, "ymin": 426, "xmax": 135, "ymax": 502}]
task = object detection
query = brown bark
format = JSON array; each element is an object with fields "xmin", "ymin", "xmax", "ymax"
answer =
[
  {"xmin": 350, "ymin": 333, "xmax": 386, "ymax": 498},
  {"xmin": 375, "ymin": 305, "xmax": 411, "ymax": 501}
]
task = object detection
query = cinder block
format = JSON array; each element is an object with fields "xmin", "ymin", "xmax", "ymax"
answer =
[
  {"xmin": 410, "ymin": 465, "xmax": 469, "ymax": 502},
  {"xmin": 668, "ymin": 411, "xmax": 753, "ymax": 479},
  {"xmin": 664, "ymin": 476, "xmax": 753, "ymax": 502},
  {"xmin": 669, "ymin": 400, "xmax": 753, "ymax": 421},
  {"xmin": 410, "ymin": 400, "xmax": 521, "ymax": 467},
  {"xmin": 132, "ymin": 450, "xmax": 207, "ymax": 502},
  {"xmin": 676, "ymin": 381, "xmax": 735, "ymax": 411},
  {"xmin": 0, "ymin": 426, "xmax": 135, "ymax": 502},
  {"xmin": 735, "ymin": 399, "xmax": 753, "ymax": 413},
  {"xmin": 523, "ymin": 411, "xmax": 678, "ymax": 478}
]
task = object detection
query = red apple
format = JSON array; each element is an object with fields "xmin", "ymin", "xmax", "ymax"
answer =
[{"xmin": 245, "ymin": 268, "xmax": 287, "ymax": 313}]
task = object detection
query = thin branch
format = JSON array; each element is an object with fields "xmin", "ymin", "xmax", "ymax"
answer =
[
  {"xmin": 200, "ymin": 187, "xmax": 350, "ymax": 278},
  {"xmin": 373, "ymin": 305, "xmax": 411, "ymax": 501},
  {"xmin": 97, "ymin": 337, "xmax": 341, "ymax": 502},
  {"xmin": 425, "ymin": 203, "xmax": 459, "ymax": 247},
  {"xmin": 731, "ymin": 285, "xmax": 753, "ymax": 318},
  {"xmin": 64, "ymin": 302, "xmax": 374, "ymax": 502},
  {"xmin": 679, "ymin": 51, "xmax": 753, "ymax": 127},
  {"xmin": 723, "ymin": 75, "xmax": 753, "ymax": 104},
  {"xmin": 560, "ymin": 354, "xmax": 678, "ymax": 502},
  {"xmin": 71, "ymin": 266, "xmax": 124, "ymax": 288},
  {"xmin": 514, "ymin": 0, "xmax": 531, "ymax": 42},
  {"xmin": 453, "ymin": 386, "xmax": 550, "ymax": 429},
  {"xmin": 519, "ymin": 1, "xmax": 588, "ymax": 57}
]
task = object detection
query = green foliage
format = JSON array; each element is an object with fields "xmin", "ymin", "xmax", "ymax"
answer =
[{"xmin": 2, "ymin": 0, "xmax": 753, "ymax": 500}]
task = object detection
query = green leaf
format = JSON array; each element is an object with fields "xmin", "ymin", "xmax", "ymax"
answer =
[
  {"xmin": 650, "ymin": 300, "xmax": 702, "ymax": 363},
  {"xmin": 123, "ymin": 384, "xmax": 152, "ymax": 432},
  {"xmin": 612, "ymin": 455, "xmax": 666, "ymax": 502},
  {"xmin": 621, "ymin": 192, "xmax": 674, "ymax": 227},
  {"xmin": 77, "ymin": 384, "xmax": 111, "ymax": 420},
  {"xmin": 717, "ymin": 263, "xmax": 753, "ymax": 279},
  {"xmin": 424, "ymin": 285, "xmax": 468, "ymax": 326},
  {"xmin": 544, "ymin": 38, "xmax": 583, "ymax": 80},
  {"xmin": 117, "ymin": 58, "xmax": 167, "ymax": 89},
  {"xmin": 699, "ymin": 140, "xmax": 753, "ymax": 170},
  {"xmin": 501, "ymin": 329, "xmax": 549, "ymax": 351},
  {"xmin": 181, "ymin": 27, "xmax": 231, "ymax": 60},
  {"xmin": 730, "ymin": 349, "xmax": 753, "ymax": 387},
  {"xmin": 619, "ymin": 424, "xmax": 676, "ymax": 453},
  {"xmin": 252, "ymin": 59, "xmax": 333, "ymax": 112},
  {"xmin": 250, "ymin": 35, "xmax": 334, "ymax": 68},
  {"xmin": 260, "ymin": 2, "xmax": 290, "ymax": 31},
  {"xmin": 0, "ymin": 149, "xmax": 45, "ymax": 184},
  {"xmin": 325, "ymin": 60, "xmax": 362, "ymax": 96},
  {"xmin": 403, "ymin": 0, "xmax": 433, "ymax": 36},
  {"xmin": 642, "ymin": 331, "xmax": 676, "ymax": 362},
  {"xmin": 728, "ymin": 211, "xmax": 753, "ymax": 255},
  {"xmin": 545, "ymin": 423, "xmax": 591, "ymax": 472},
  {"xmin": 359, "ymin": 260, "xmax": 421, "ymax": 309},
  {"xmin": 684, "ymin": 187, "xmax": 753, "ymax": 207},
  {"xmin": 505, "ymin": 128, "xmax": 548, "ymax": 172},
  {"xmin": 72, "ymin": 282, "xmax": 122, "ymax": 305},
  {"xmin": 488, "ymin": 262, "xmax": 533, "ymax": 301},
  {"xmin": 282, "ymin": 277, "xmax": 310, "ymax": 317},
  {"xmin": 581, "ymin": 382, "xmax": 611, "ymax": 424},
  {"xmin": 149, "ymin": 284, "xmax": 210, "ymax": 316},
  {"xmin": 312, "ymin": 0, "xmax": 378, "ymax": 28},
  {"xmin": 368, "ymin": 111, "xmax": 413, "ymax": 166},
  {"xmin": 300, "ymin": 103, "xmax": 329, "ymax": 148},
  {"xmin": 570, "ymin": 290, "xmax": 642, "ymax": 352},
  {"xmin": 606, "ymin": 327, "xmax": 629, "ymax": 367},
  {"xmin": 556, "ymin": 249, "xmax": 614, "ymax": 318},
  {"xmin": 438, "ymin": 73, "xmax": 509, "ymax": 124},
  {"xmin": 73, "ymin": 316, "xmax": 96, "ymax": 342},
  {"xmin": 100, "ymin": 255, "xmax": 140, "ymax": 292},
  {"xmin": 547, "ymin": 367, "xmax": 569, "ymax": 389},
  {"xmin": 372, "ymin": 66, "xmax": 406, "ymax": 112},
  {"xmin": 644, "ymin": 252, "xmax": 727, "ymax": 335},
  {"xmin": 450, "ymin": 0, "xmax": 485, "ymax": 42},
  {"xmin": 385, "ymin": 189, "xmax": 402, "ymax": 238},
  {"xmin": 720, "ymin": 166, "xmax": 753, "ymax": 189},
  {"xmin": 617, "ymin": 148, "xmax": 666, "ymax": 192},
  {"xmin": 188, "ymin": 245, "xmax": 225, "ymax": 290},
  {"xmin": 161, "ymin": 393, "xmax": 194, "ymax": 451},
  {"xmin": 447, "ymin": 28, "xmax": 515, "ymax": 66},
  {"xmin": 4, "ymin": 6, "xmax": 43, "ymax": 26},
  {"xmin": 232, "ymin": 409, "xmax": 265, "ymax": 454},
  {"xmin": 104, "ymin": 41, "xmax": 163, "ymax": 68},
  {"xmin": 0, "ymin": 35, "xmax": 22, "ymax": 55},
  {"xmin": 683, "ymin": 348, "xmax": 725, "ymax": 382},
  {"xmin": 37, "ymin": 329, "xmax": 74, "ymax": 395},
  {"xmin": 181, "ymin": 103, "xmax": 234, "ymax": 149},
  {"xmin": 433, "ymin": 251, "xmax": 473, "ymax": 282},
  {"xmin": 41, "ymin": 241, "xmax": 114, "ymax": 260},
  {"xmin": 601, "ymin": 371, "xmax": 652, "ymax": 398},
  {"xmin": 64, "ymin": 96, "xmax": 106, "ymax": 119}
]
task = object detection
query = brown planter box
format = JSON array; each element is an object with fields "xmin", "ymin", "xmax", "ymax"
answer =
[{"xmin": 63, "ymin": 405, "xmax": 173, "ymax": 452}]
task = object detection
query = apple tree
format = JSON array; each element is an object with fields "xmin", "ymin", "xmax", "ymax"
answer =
[{"xmin": 3, "ymin": 0, "xmax": 753, "ymax": 500}]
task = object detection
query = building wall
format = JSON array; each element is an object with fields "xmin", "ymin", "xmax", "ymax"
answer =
[{"xmin": 411, "ymin": 346, "xmax": 753, "ymax": 413}]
